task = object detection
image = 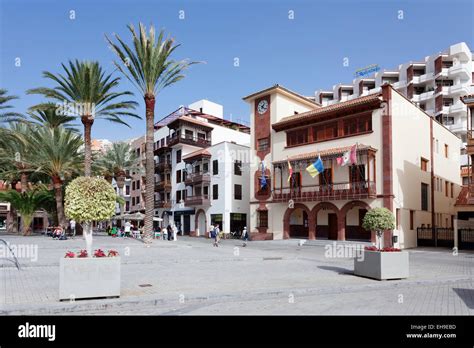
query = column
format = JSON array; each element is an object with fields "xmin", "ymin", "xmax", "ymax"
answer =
[{"xmin": 337, "ymin": 215, "xmax": 345, "ymax": 241}]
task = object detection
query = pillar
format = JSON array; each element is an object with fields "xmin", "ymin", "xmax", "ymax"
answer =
[{"xmin": 337, "ymin": 215, "xmax": 345, "ymax": 241}]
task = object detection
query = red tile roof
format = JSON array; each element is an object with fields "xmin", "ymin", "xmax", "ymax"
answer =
[
  {"xmin": 273, "ymin": 93, "xmax": 382, "ymax": 131},
  {"xmin": 168, "ymin": 115, "xmax": 214, "ymax": 130},
  {"xmin": 455, "ymin": 186, "xmax": 473, "ymax": 206},
  {"xmin": 273, "ymin": 144, "xmax": 376, "ymax": 164},
  {"xmin": 182, "ymin": 149, "xmax": 212, "ymax": 161}
]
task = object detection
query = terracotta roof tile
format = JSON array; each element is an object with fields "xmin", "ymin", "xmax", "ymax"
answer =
[
  {"xmin": 273, "ymin": 144, "xmax": 376, "ymax": 164},
  {"xmin": 182, "ymin": 149, "xmax": 212, "ymax": 161},
  {"xmin": 273, "ymin": 93, "xmax": 382, "ymax": 130},
  {"xmin": 168, "ymin": 115, "xmax": 214, "ymax": 129},
  {"xmin": 455, "ymin": 186, "xmax": 472, "ymax": 206}
]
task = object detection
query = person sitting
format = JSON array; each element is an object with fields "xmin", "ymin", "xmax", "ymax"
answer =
[{"xmin": 52, "ymin": 226, "xmax": 64, "ymax": 239}]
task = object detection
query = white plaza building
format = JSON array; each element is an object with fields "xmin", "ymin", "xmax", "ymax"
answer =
[
  {"xmin": 153, "ymin": 100, "xmax": 250, "ymax": 236},
  {"xmin": 244, "ymin": 84, "xmax": 461, "ymax": 249}
]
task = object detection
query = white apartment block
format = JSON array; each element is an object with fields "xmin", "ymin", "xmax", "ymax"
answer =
[
  {"xmin": 316, "ymin": 42, "xmax": 473, "ymax": 166},
  {"xmin": 153, "ymin": 100, "xmax": 250, "ymax": 235},
  {"xmin": 244, "ymin": 84, "xmax": 461, "ymax": 249}
]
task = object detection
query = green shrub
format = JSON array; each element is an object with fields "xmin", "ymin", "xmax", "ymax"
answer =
[{"xmin": 362, "ymin": 207, "xmax": 395, "ymax": 232}]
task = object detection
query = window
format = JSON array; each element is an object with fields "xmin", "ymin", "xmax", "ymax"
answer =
[
  {"xmin": 451, "ymin": 183, "xmax": 454, "ymax": 198},
  {"xmin": 136, "ymin": 196, "xmax": 140, "ymax": 204},
  {"xmin": 212, "ymin": 184, "xmax": 219, "ymax": 199},
  {"xmin": 203, "ymin": 162, "xmax": 209, "ymax": 173},
  {"xmin": 234, "ymin": 161, "xmax": 242, "ymax": 176},
  {"xmin": 125, "ymin": 185, "xmax": 130, "ymax": 195},
  {"xmin": 420, "ymin": 158, "xmax": 429, "ymax": 172},
  {"xmin": 176, "ymin": 191, "xmax": 182, "ymax": 202},
  {"xmin": 287, "ymin": 129, "xmax": 308, "ymax": 146},
  {"xmin": 445, "ymin": 181, "xmax": 449, "ymax": 197},
  {"xmin": 396, "ymin": 209, "xmax": 400, "ymax": 230},
  {"xmin": 185, "ymin": 129, "xmax": 194, "ymax": 139},
  {"xmin": 234, "ymin": 184, "xmax": 242, "ymax": 200},
  {"xmin": 410, "ymin": 210, "xmax": 414, "ymax": 230},
  {"xmin": 444, "ymin": 144, "xmax": 449, "ymax": 158},
  {"xmin": 342, "ymin": 114, "xmax": 372, "ymax": 137},
  {"xmin": 176, "ymin": 170, "xmax": 181, "ymax": 183},
  {"xmin": 125, "ymin": 201, "xmax": 130, "ymax": 211},
  {"xmin": 136, "ymin": 180, "xmax": 140, "ymax": 190},
  {"xmin": 349, "ymin": 165, "xmax": 365, "ymax": 183},
  {"xmin": 319, "ymin": 168, "xmax": 333, "ymax": 185},
  {"xmin": 132, "ymin": 197, "xmax": 135, "ymax": 206},
  {"xmin": 176, "ymin": 150, "xmax": 182, "ymax": 163},
  {"xmin": 213, "ymin": 160, "xmax": 218, "ymax": 175},
  {"xmin": 257, "ymin": 210, "xmax": 268, "ymax": 228},
  {"xmin": 313, "ymin": 122, "xmax": 338, "ymax": 142},
  {"xmin": 421, "ymin": 183, "xmax": 429, "ymax": 211},
  {"xmin": 132, "ymin": 181, "xmax": 136, "ymax": 190},
  {"xmin": 203, "ymin": 186, "xmax": 208, "ymax": 196},
  {"xmin": 258, "ymin": 137, "xmax": 269, "ymax": 151},
  {"xmin": 197, "ymin": 132, "xmax": 206, "ymax": 140}
]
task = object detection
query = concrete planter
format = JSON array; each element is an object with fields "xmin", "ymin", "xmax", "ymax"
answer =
[
  {"xmin": 354, "ymin": 251, "xmax": 409, "ymax": 280},
  {"xmin": 59, "ymin": 257, "xmax": 121, "ymax": 301}
]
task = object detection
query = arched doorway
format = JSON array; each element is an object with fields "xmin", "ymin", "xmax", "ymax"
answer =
[
  {"xmin": 195, "ymin": 209, "xmax": 207, "ymax": 237},
  {"xmin": 311, "ymin": 202, "xmax": 340, "ymax": 240},
  {"xmin": 340, "ymin": 201, "xmax": 372, "ymax": 242},
  {"xmin": 283, "ymin": 204, "xmax": 311, "ymax": 239}
]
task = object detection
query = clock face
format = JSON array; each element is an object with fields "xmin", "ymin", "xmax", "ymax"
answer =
[{"xmin": 257, "ymin": 99, "xmax": 269, "ymax": 114}]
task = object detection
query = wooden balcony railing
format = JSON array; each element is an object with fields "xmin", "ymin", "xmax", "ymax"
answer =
[
  {"xmin": 168, "ymin": 134, "xmax": 211, "ymax": 148},
  {"xmin": 184, "ymin": 195, "xmax": 211, "ymax": 206},
  {"xmin": 154, "ymin": 200, "xmax": 172, "ymax": 209},
  {"xmin": 272, "ymin": 181, "xmax": 376, "ymax": 202},
  {"xmin": 154, "ymin": 180, "xmax": 172, "ymax": 191},
  {"xmin": 184, "ymin": 172, "xmax": 211, "ymax": 185},
  {"xmin": 155, "ymin": 161, "xmax": 172, "ymax": 172}
]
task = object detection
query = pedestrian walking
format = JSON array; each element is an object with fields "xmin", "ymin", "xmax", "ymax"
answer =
[
  {"xmin": 70, "ymin": 219, "xmax": 76, "ymax": 238},
  {"xmin": 213, "ymin": 224, "xmax": 220, "ymax": 247},
  {"xmin": 242, "ymin": 226, "xmax": 249, "ymax": 247},
  {"xmin": 172, "ymin": 223, "xmax": 178, "ymax": 241},
  {"xmin": 167, "ymin": 224, "xmax": 172, "ymax": 241},
  {"xmin": 124, "ymin": 220, "xmax": 131, "ymax": 238}
]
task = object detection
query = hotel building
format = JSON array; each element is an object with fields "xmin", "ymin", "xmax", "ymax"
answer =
[
  {"xmin": 244, "ymin": 84, "xmax": 461, "ymax": 249},
  {"xmin": 316, "ymin": 42, "xmax": 473, "ymax": 166},
  {"xmin": 153, "ymin": 100, "xmax": 250, "ymax": 235}
]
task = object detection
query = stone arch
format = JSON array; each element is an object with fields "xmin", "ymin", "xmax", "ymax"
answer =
[
  {"xmin": 194, "ymin": 209, "xmax": 207, "ymax": 237},
  {"xmin": 340, "ymin": 200, "xmax": 372, "ymax": 242},
  {"xmin": 283, "ymin": 203, "xmax": 312, "ymax": 239},
  {"xmin": 311, "ymin": 202, "xmax": 341, "ymax": 240}
]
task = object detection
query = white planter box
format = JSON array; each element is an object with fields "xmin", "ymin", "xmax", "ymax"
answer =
[
  {"xmin": 59, "ymin": 257, "xmax": 121, "ymax": 300},
  {"xmin": 354, "ymin": 251, "xmax": 409, "ymax": 280}
]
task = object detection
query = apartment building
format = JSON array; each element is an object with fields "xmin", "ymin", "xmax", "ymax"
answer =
[
  {"xmin": 244, "ymin": 84, "xmax": 461, "ymax": 249},
  {"xmin": 316, "ymin": 42, "xmax": 473, "ymax": 165},
  {"xmin": 153, "ymin": 100, "xmax": 250, "ymax": 235}
]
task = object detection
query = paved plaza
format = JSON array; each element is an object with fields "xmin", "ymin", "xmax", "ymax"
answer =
[{"xmin": 0, "ymin": 234, "xmax": 473, "ymax": 315}]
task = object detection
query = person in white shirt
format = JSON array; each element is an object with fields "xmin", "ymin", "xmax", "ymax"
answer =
[
  {"xmin": 70, "ymin": 220, "xmax": 76, "ymax": 237},
  {"xmin": 124, "ymin": 221, "xmax": 131, "ymax": 237},
  {"xmin": 172, "ymin": 223, "xmax": 178, "ymax": 241}
]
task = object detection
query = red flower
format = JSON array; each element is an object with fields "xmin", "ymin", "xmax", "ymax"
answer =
[
  {"xmin": 107, "ymin": 250, "xmax": 119, "ymax": 257},
  {"xmin": 77, "ymin": 250, "xmax": 88, "ymax": 258},
  {"xmin": 64, "ymin": 251, "xmax": 75, "ymax": 258},
  {"xmin": 94, "ymin": 249, "xmax": 106, "ymax": 257},
  {"xmin": 364, "ymin": 246, "xmax": 401, "ymax": 252}
]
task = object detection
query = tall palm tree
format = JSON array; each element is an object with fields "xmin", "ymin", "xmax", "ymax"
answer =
[
  {"xmin": 27, "ymin": 60, "xmax": 140, "ymax": 177},
  {"xmin": 0, "ymin": 89, "xmax": 24, "ymax": 123},
  {"xmin": 0, "ymin": 187, "xmax": 53, "ymax": 235},
  {"xmin": 95, "ymin": 142, "xmax": 140, "ymax": 221},
  {"xmin": 28, "ymin": 126, "xmax": 83, "ymax": 229},
  {"xmin": 106, "ymin": 23, "xmax": 198, "ymax": 242}
]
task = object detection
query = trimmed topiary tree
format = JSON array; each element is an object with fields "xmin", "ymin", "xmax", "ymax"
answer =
[
  {"xmin": 362, "ymin": 207, "xmax": 395, "ymax": 250},
  {"xmin": 65, "ymin": 177, "xmax": 116, "ymax": 256}
]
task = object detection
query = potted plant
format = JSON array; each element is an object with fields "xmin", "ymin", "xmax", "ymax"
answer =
[
  {"xmin": 354, "ymin": 207, "xmax": 409, "ymax": 280},
  {"xmin": 59, "ymin": 177, "xmax": 120, "ymax": 300}
]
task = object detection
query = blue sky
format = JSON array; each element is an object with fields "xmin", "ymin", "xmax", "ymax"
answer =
[{"xmin": 1, "ymin": 0, "xmax": 473, "ymax": 141}]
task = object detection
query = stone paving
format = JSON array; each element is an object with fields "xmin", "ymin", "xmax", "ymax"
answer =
[{"xmin": 0, "ymin": 233, "xmax": 473, "ymax": 315}]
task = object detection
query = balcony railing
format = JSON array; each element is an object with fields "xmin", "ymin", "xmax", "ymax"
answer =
[
  {"xmin": 154, "ymin": 200, "xmax": 172, "ymax": 209},
  {"xmin": 272, "ymin": 181, "xmax": 376, "ymax": 202},
  {"xmin": 184, "ymin": 171, "xmax": 211, "ymax": 185},
  {"xmin": 168, "ymin": 134, "xmax": 211, "ymax": 148},
  {"xmin": 184, "ymin": 195, "xmax": 211, "ymax": 206},
  {"xmin": 155, "ymin": 161, "xmax": 172, "ymax": 172},
  {"xmin": 154, "ymin": 180, "xmax": 172, "ymax": 191}
]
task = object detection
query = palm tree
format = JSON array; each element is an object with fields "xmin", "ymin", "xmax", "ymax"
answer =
[
  {"xmin": 95, "ymin": 142, "xmax": 140, "ymax": 221},
  {"xmin": 28, "ymin": 103, "xmax": 78, "ymax": 131},
  {"xmin": 106, "ymin": 23, "xmax": 198, "ymax": 242},
  {"xmin": 27, "ymin": 60, "xmax": 140, "ymax": 177},
  {"xmin": 0, "ymin": 188, "xmax": 53, "ymax": 235},
  {"xmin": 28, "ymin": 126, "xmax": 83, "ymax": 229},
  {"xmin": 0, "ymin": 89, "xmax": 24, "ymax": 123}
]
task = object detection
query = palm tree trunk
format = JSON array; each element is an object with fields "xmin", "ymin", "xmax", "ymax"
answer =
[
  {"xmin": 143, "ymin": 94, "xmax": 155, "ymax": 243},
  {"xmin": 81, "ymin": 116, "xmax": 94, "ymax": 177},
  {"xmin": 21, "ymin": 214, "xmax": 33, "ymax": 236},
  {"xmin": 116, "ymin": 174, "xmax": 125, "ymax": 228},
  {"xmin": 52, "ymin": 176, "xmax": 67, "ymax": 229},
  {"xmin": 8, "ymin": 180, "xmax": 19, "ymax": 234},
  {"xmin": 20, "ymin": 173, "xmax": 28, "ymax": 193}
]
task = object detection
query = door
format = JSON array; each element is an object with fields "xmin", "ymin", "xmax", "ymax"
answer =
[
  {"xmin": 328, "ymin": 213, "xmax": 338, "ymax": 240},
  {"xmin": 183, "ymin": 215, "xmax": 191, "ymax": 235}
]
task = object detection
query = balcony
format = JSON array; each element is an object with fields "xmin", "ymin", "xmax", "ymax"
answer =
[
  {"xmin": 154, "ymin": 200, "xmax": 172, "ymax": 209},
  {"xmin": 419, "ymin": 72, "xmax": 434, "ymax": 83},
  {"xmin": 184, "ymin": 171, "xmax": 211, "ymax": 186},
  {"xmin": 184, "ymin": 195, "xmax": 211, "ymax": 206},
  {"xmin": 449, "ymin": 101, "xmax": 467, "ymax": 114},
  {"xmin": 168, "ymin": 134, "xmax": 211, "ymax": 148},
  {"xmin": 448, "ymin": 63, "xmax": 471, "ymax": 79},
  {"xmin": 466, "ymin": 130, "xmax": 474, "ymax": 155},
  {"xmin": 419, "ymin": 90, "xmax": 434, "ymax": 101},
  {"xmin": 448, "ymin": 84, "xmax": 471, "ymax": 96},
  {"xmin": 272, "ymin": 181, "xmax": 377, "ymax": 202},
  {"xmin": 155, "ymin": 161, "xmax": 172, "ymax": 173},
  {"xmin": 154, "ymin": 144, "xmax": 170, "ymax": 156},
  {"xmin": 154, "ymin": 180, "xmax": 172, "ymax": 191}
]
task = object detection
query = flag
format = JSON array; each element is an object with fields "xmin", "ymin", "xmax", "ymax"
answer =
[
  {"xmin": 260, "ymin": 161, "xmax": 267, "ymax": 189},
  {"xmin": 336, "ymin": 144, "xmax": 358, "ymax": 166},
  {"xmin": 306, "ymin": 156, "xmax": 324, "ymax": 178},
  {"xmin": 287, "ymin": 159, "xmax": 293, "ymax": 183}
]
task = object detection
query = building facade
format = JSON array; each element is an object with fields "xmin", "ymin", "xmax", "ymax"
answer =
[
  {"xmin": 316, "ymin": 42, "xmax": 473, "ymax": 165},
  {"xmin": 244, "ymin": 84, "xmax": 461, "ymax": 249},
  {"xmin": 153, "ymin": 100, "xmax": 250, "ymax": 235}
]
